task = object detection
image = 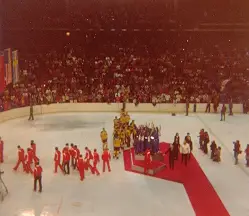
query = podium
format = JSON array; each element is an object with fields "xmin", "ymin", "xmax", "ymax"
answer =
[{"xmin": 131, "ymin": 150, "xmax": 166, "ymax": 175}]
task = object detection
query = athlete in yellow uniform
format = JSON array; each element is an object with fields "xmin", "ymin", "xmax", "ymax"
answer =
[
  {"xmin": 130, "ymin": 120, "xmax": 135, "ymax": 128},
  {"xmin": 113, "ymin": 135, "xmax": 121, "ymax": 159},
  {"xmin": 125, "ymin": 112, "xmax": 130, "ymax": 124},
  {"xmin": 120, "ymin": 130, "xmax": 125, "ymax": 147},
  {"xmin": 120, "ymin": 114, "xmax": 126, "ymax": 125},
  {"xmin": 125, "ymin": 127, "xmax": 131, "ymax": 147},
  {"xmin": 100, "ymin": 128, "xmax": 108, "ymax": 150}
]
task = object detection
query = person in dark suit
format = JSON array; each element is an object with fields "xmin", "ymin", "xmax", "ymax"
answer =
[
  {"xmin": 205, "ymin": 100, "xmax": 211, "ymax": 113},
  {"xmin": 220, "ymin": 104, "xmax": 227, "ymax": 121},
  {"xmin": 165, "ymin": 144, "xmax": 175, "ymax": 170},
  {"xmin": 186, "ymin": 98, "xmax": 189, "ymax": 116},
  {"xmin": 173, "ymin": 133, "xmax": 180, "ymax": 160},
  {"xmin": 28, "ymin": 103, "xmax": 34, "ymax": 121},
  {"xmin": 229, "ymin": 99, "xmax": 233, "ymax": 116}
]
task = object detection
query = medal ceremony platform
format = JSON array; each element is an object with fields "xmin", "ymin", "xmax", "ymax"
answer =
[{"xmin": 0, "ymin": 103, "xmax": 248, "ymax": 216}]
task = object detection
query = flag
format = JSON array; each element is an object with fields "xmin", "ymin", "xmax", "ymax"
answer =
[
  {"xmin": 12, "ymin": 50, "xmax": 20, "ymax": 84},
  {"xmin": 0, "ymin": 52, "xmax": 5, "ymax": 93},
  {"xmin": 220, "ymin": 78, "xmax": 231, "ymax": 92},
  {"xmin": 4, "ymin": 48, "xmax": 12, "ymax": 85}
]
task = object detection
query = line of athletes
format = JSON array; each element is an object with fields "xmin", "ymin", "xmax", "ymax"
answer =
[{"xmin": 13, "ymin": 141, "xmax": 112, "ymax": 181}]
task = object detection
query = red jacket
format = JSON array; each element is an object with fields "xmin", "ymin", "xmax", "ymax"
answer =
[
  {"xmin": 69, "ymin": 147, "xmax": 75, "ymax": 157},
  {"xmin": 0, "ymin": 140, "xmax": 4, "ymax": 151},
  {"xmin": 93, "ymin": 152, "xmax": 100, "ymax": 163},
  {"xmin": 63, "ymin": 151, "xmax": 70, "ymax": 162},
  {"xmin": 199, "ymin": 130, "xmax": 204, "ymax": 139},
  {"xmin": 34, "ymin": 165, "xmax": 43, "ymax": 177},
  {"xmin": 74, "ymin": 148, "xmax": 80, "ymax": 159},
  {"xmin": 25, "ymin": 150, "xmax": 33, "ymax": 163},
  {"xmin": 234, "ymin": 142, "xmax": 241, "ymax": 153},
  {"xmin": 102, "ymin": 150, "xmax": 111, "ymax": 161},
  {"xmin": 54, "ymin": 150, "xmax": 61, "ymax": 162},
  {"xmin": 62, "ymin": 147, "xmax": 68, "ymax": 154},
  {"xmin": 31, "ymin": 143, "xmax": 36, "ymax": 156},
  {"xmin": 245, "ymin": 147, "xmax": 249, "ymax": 156},
  {"xmin": 85, "ymin": 150, "xmax": 93, "ymax": 160},
  {"xmin": 18, "ymin": 148, "xmax": 25, "ymax": 160},
  {"xmin": 77, "ymin": 158, "xmax": 84, "ymax": 169},
  {"xmin": 144, "ymin": 150, "xmax": 151, "ymax": 163}
]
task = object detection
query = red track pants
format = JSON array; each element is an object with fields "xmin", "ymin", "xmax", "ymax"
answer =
[
  {"xmin": 0, "ymin": 150, "xmax": 3, "ymax": 163},
  {"xmin": 33, "ymin": 155, "xmax": 39, "ymax": 164},
  {"xmin": 26, "ymin": 162, "xmax": 33, "ymax": 174},
  {"xmin": 85, "ymin": 160, "xmax": 94, "ymax": 174},
  {"xmin": 92, "ymin": 161, "xmax": 100, "ymax": 175},
  {"xmin": 13, "ymin": 159, "xmax": 26, "ymax": 171},
  {"xmin": 144, "ymin": 162, "xmax": 151, "ymax": 174},
  {"xmin": 54, "ymin": 161, "xmax": 64, "ymax": 173},
  {"xmin": 78, "ymin": 167, "xmax": 85, "ymax": 181},
  {"xmin": 102, "ymin": 160, "xmax": 111, "ymax": 172}
]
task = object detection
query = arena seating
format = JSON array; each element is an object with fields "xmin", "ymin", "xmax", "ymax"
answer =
[{"xmin": 1, "ymin": 0, "xmax": 249, "ymax": 111}]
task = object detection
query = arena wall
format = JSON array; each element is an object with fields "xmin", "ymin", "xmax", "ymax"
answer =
[{"xmin": 0, "ymin": 103, "xmax": 243, "ymax": 123}]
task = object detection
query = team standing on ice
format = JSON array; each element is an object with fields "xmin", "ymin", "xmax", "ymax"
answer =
[{"xmin": 0, "ymin": 109, "xmax": 249, "ymax": 193}]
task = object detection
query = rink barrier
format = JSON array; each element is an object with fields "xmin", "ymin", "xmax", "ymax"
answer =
[{"xmin": 0, "ymin": 103, "xmax": 243, "ymax": 123}]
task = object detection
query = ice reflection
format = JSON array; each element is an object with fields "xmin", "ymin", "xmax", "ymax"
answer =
[
  {"xmin": 40, "ymin": 205, "xmax": 56, "ymax": 216},
  {"xmin": 15, "ymin": 209, "xmax": 35, "ymax": 216}
]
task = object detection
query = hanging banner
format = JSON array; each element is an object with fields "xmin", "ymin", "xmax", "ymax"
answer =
[
  {"xmin": 0, "ymin": 53, "xmax": 5, "ymax": 93},
  {"xmin": 12, "ymin": 50, "xmax": 19, "ymax": 84},
  {"xmin": 4, "ymin": 48, "xmax": 12, "ymax": 85}
]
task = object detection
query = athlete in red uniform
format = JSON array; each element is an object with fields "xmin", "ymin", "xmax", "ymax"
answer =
[
  {"xmin": 34, "ymin": 162, "xmax": 43, "ymax": 192},
  {"xmin": 0, "ymin": 137, "xmax": 4, "ymax": 163},
  {"xmin": 30, "ymin": 140, "xmax": 39, "ymax": 163},
  {"xmin": 84, "ymin": 147, "xmax": 94, "ymax": 173},
  {"xmin": 73, "ymin": 145, "xmax": 80, "ymax": 169},
  {"xmin": 69, "ymin": 143, "xmax": 75, "ymax": 167},
  {"xmin": 144, "ymin": 149, "xmax": 152, "ymax": 174},
  {"xmin": 54, "ymin": 147, "xmax": 64, "ymax": 174},
  {"xmin": 92, "ymin": 149, "xmax": 100, "ymax": 175},
  {"xmin": 63, "ymin": 148, "xmax": 70, "ymax": 174},
  {"xmin": 13, "ymin": 146, "xmax": 26, "ymax": 172},
  {"xmin": 77, "ymin": 155, "xmax": 85, "ymax": 181},
  {"xmin": 102, "ymin": 149, "xmax": 111, "ymax": 172},
  {"xmin": 25, "ymin": 148, "xmax": 34, "ymax": 174}
]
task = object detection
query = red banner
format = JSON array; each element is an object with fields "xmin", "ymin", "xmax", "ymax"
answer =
[{"xmin": 0, "ymin": 55, "xmax": 5, "ymax": 93}]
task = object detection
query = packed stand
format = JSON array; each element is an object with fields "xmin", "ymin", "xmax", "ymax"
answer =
[
  {"xmin": 1, "ymin": 36, "xmax": 249, "ymax": 112},
  {"xmin": 2, "ymin": 0, "xmax": 249, "ymax": 111}
]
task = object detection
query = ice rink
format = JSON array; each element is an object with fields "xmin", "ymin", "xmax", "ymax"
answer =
[{"xmin": 0, "ymin": 112, "xmax": 249, "ymax": 216}]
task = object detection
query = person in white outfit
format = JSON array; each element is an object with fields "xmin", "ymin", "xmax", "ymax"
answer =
[{"xmin": 181, "ymin": 141, "xmax": 190, "ymax": 166}]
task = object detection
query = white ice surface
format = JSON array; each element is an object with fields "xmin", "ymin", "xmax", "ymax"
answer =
[
  {"xmin": 0, "ymin": 112, "xmax": 195, "ymax": 216},
  {"xmin": 0, "ymin": 112, "xmax": 249, "ymax": 216}
]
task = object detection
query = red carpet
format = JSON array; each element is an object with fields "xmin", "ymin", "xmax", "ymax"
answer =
[{"xmin": 123, "ymin": 142, "xmax": 230, "ymax": 216}]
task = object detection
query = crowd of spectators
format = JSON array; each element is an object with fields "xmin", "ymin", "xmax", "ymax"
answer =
[
  {"xmin": 1, "ymin": 33, "xmax": 249, "ymax": 112},
  {"xmin": 2, "ymin": 1, "xmax": 249, "ymax": 112}
]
